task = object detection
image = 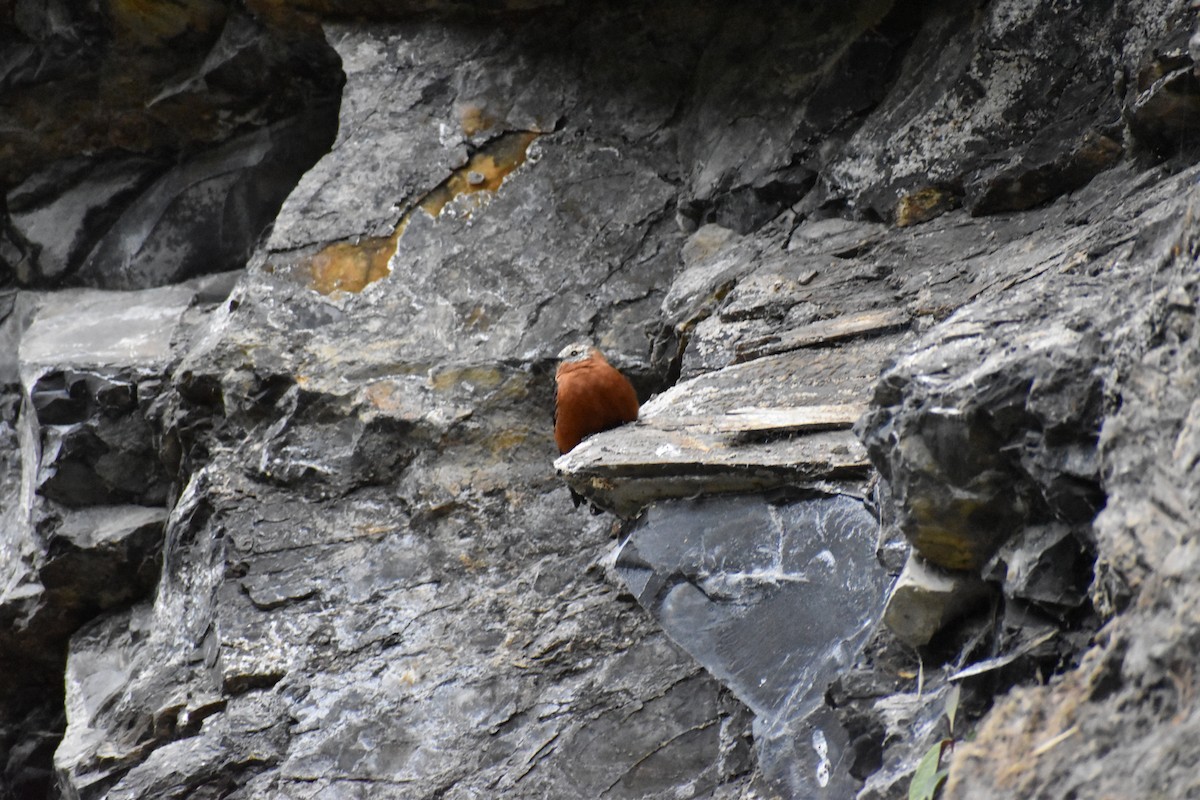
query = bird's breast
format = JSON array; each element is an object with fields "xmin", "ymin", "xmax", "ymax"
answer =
[{"xmin": 554, "ymin": 360, "xmax": 638, "ymax": 453}]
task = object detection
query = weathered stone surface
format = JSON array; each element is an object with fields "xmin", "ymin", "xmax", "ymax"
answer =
[
  {"xmin": 844, "ymin": 682, "xmax": 957, "ymax": 800},
  {"xmin": 824, "ymin": 0, "xmax": 1184, "ymax": 221},
  {"xmin": 555, "ymin": 340, "xmax": 893, "ymax": 517},
  {"xmin": 673, "ymin": 0, "xmax": 920, "ymax": 232},
  {"xmin": 943, "ymin": 174, "xmax": 1200, "ymax": 800},
  {"xmin": 48, "ymin": 10, "xmax": 765, "ymax": 799},
  {"xmin": 20, "ymin": 287, "xmax": 195, "ymax": 370},
  {"xmin": 1125, "ymin": 32, "xmax": 1200, "ymax": 154},
  {"xmin": 963, "ymin": 130, "xmax": 1124, "ymax": 216},
  {"xmin": 857, "ymin": 295, "xmax": 1105, "ymax": 571},
  {"xmin": 990, "ymin": 523, "xmax": 1093, "ymax": 613},
  {"xmin": 0, "ymin": 282, "xmax": 216, "ymax": 798},
  {"xmin": 669, "ymin": 217, "xmax": 905, "ymax": 379},
  {"xmin": 3, "ymin": 0, "xmax": 1200, "ymax": 798}
]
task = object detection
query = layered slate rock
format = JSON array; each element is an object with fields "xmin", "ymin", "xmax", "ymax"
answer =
[
  {"xmin": 1125, "ymin": 28, "xmax": 1200, "ymax": 154},
  {"xmin": 50, "ymin": 13, "xmax": 752, "ymax": 799},
  {"xmin": 555, "ymin": 341, "xmax": 883, "ymax": 518},
  {"xmin": 566, "ymin": 137, "xmax": 1200, "ymax": 800},
  {"xmin": 824, "ymin": 0, "xmax": 1186, "ymax": 222},
  {"xmin": 5, "ymin": 0, "xmax": 1200, "ymax": 798},
  {"xmin": 942, "ymin": 169, "xmax": 1200, "ymax": 800},
  {"xmin": 0, "ymin": 282, "xmax": 220, "ymax": 797},
  {"xmin": 857, "ymin": 293, "xmax": 1105, "ymax": 572}
]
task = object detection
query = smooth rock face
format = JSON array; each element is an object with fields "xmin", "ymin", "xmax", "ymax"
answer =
[
  {"xmin": 616, "ymin": 493, "xmax": 893, "ymax": 797},
  {"xmin": 2, "ymin": 0, "xmax": 1200, "ymax": 798},
  {"xmin": 19, "ymin": 287, "xmax": 196, "ymax": 370}
]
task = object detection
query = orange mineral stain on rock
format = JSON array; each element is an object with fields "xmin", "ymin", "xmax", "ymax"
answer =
[
  {"xmin": 430, "ymin": 365, "xmax": 506, "ymax": 393},
  {"xmin": 896, "ymin": 186, "xmax": 960, "ymax": 228},
  {"xmin": 308, "ymin": 222, "xmax": 406, "ymax": 295},
  {"xmin": 363, "ymin": 380, "xmax": 406, "ymax": 412},
  {"xmin": 419, "ymin": 131, "xmax": 539, "ymax": 218},
  {"xmin": 458, "ymin": 104, "xmax": 498, "ymax": 137},
  {"xmin": 303, "ymin": 130, "xmax": 539, "ymax": 295}
]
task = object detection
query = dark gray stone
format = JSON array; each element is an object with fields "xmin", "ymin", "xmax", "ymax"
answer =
[
  {"xmin": 8, "ymin": 112, "xmax": 340, "ymax": 290},
  {"xmin": 1125, "ymin": 23, "xmax": 1200, "ymax": 155},
  {"xmin": 617, "ymin": 493, "xmax": 893, "ymax": 796},
  {"xmin": 676, "ymin": 1, "xmax": 922, "ymax": 232},
  {"xmin": 825, "ymin": 0, "xmax": 1174, "ymax": 222},
  {"xmin": 945, "ymin": 174, "xmax": 1200, "ymax": 800},
  {"xmin": 0, "ymin": 3, "xmax": 343, "ymax": 289},
  {"xmin": 963, "ymin": 130, "xmax": 1124, "ymax": 216},
  {"xmin": 856, "ymin": 296, "xmax": 1105, "ymax": 571},
  {"xmin": 991, "ymin": 523, "xmax": 1093, "ymax": 613},
  {"xmin": 0, "ymin": 285, "xmax": 198, "ymax": 799}
]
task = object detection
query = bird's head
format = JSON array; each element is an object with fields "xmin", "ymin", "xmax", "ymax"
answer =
[{"xmin": 556, "ymin": 342, "xmax": 603, "ymax": 364}]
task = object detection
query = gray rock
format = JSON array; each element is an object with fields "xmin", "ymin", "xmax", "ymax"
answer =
[
  {"xmin": 555, "ymin": 341, "xmax": 879, "ymax": 517},
  {"xmin": 19, "ymin": 287, "xmax": 196, "ymax": 371},
  {"xmin": 41, "ymin": 506, "xmax": 166, "ymax": 602},
  {"xmin": 945, "ymin": 172, "xmax": 1200, "ymax": 800},
  {"xmin": 46, "ymin": 12, "xmax": 761, "ymax": 799},
  {"xmin": 853, "ymin": 683, "xmax": 957, "ymax": 800},
  {"xmin": 963, "ymin": 130, "xmax": 1124, "ymax": 216},
  {"xmin": 675, "ymin": 2, "xmax": 919, "ymax": 231},
  {"xmin": 3, "ymin": 0, "xmax": 1200, "ymax": 798},
  {"xmin": 883, "ymin": 554, "xmax": 993, "ymax": 649},
  {"xmin": 0, "ymin": 2, "xmax": 342, "ymax": 289},
  {"xmin": 856, "ymin": 294, "xmax": 1105, "ymax": 571},
  {"xmin": 1125, "ymin": 28, "xmax": 1200, "ymax": 154},
  {"xmin": 0, "ymin": 285, "xmax": 201, "ymax": 797},
  {"xmin": 991, "ymin": 523, "xmax": 1093, "ymax": 613},
  {"xmin": 616, "ymin": 493, "xmax": 893, "ymax": 796},
  {"xmin": 825, "ymin": 0, "xmax": 1175, "ymax": 221}
]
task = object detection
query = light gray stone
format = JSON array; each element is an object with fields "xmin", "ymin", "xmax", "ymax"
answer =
[{"xmin": 883, "ymin": 554, "xmax": 992, "ymax": 649}]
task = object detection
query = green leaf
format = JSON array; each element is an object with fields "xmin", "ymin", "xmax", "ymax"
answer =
[
  {"xmin": 944, "ymin": 683, "xmax": 962, "ymax": 736},
  {"xmin": 934, "ymin": 768, "xmax": 949, "ymax": 792},
  {"xmin": 908, "ymin": 739, "xmax": 951, "ymax": 800}
]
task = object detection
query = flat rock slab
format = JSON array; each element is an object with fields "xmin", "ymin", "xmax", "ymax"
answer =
[
  {"xmin": 558, "ymin": 425, "xmax": 869, "ymax": 518},
  {"xmin": 616, "ymin": 493, "xmax": 893, "ymax": 797},
  {"xmin": 735, "ymin": 307, "xmax": 912, "ymax": 362},
  {"xmin": 715, "ymin": 403, "xmax": 870, "ymax": 435},
  {"xmin": 557, "ymin": 338, "xmax": 901, "ymax": 516},
  {"xmin": 19, "ymin": 286, "xmax": 196, "ymax": 374}
]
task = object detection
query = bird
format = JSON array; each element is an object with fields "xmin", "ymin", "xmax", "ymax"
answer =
[
  {"xmin": 554, "ymin": 342, "xmax": 639, "ymax": 454},
  {"xmin": 554, "ymin": 342, "xmax": 639, "ymax": 507}
]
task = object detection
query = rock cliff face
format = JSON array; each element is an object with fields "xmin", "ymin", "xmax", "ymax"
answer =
[{"xmin": 2, "ymin": 1, "xmax": 1200, "ymax": 798}]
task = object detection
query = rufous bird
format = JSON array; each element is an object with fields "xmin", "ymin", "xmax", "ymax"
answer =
[
  {"xmin": 554, "ymin": 342, "xmax": 639, "ymax": 453},
  {"xmin": 554, "ymin": 343, "xmax": 639, "ymax": 506}
]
